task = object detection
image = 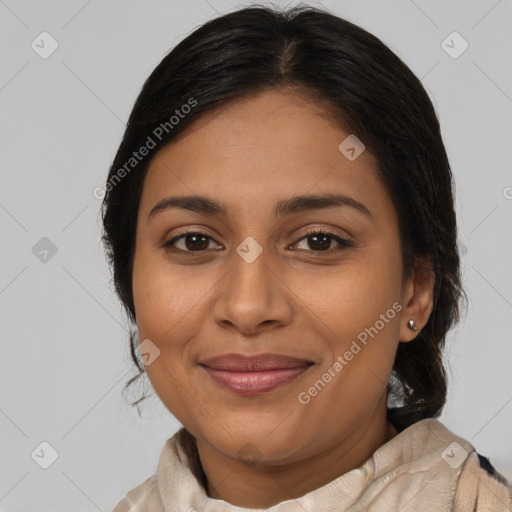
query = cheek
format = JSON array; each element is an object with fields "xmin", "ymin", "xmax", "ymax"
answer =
[
  {"xmin": 133, "ymin": 250, "xmax": 204, "ymax": 337},
  {"xmin": 300, "ymin": 260, "xmax": 401, "ymax": 341},
  {"xmin": 294, "ymin": 255, "xmax": 403, "ymax": 406},
  {"xmin": 301, "ymin": 272, "xmax": 401, "ymax": 418},
  {"xmin": 132, "ymin": 257, "xmax": 199, "ymax": 416},
  {"xmin": 132, "ymin": 253, "xmax": 218, "ymax": 403}
]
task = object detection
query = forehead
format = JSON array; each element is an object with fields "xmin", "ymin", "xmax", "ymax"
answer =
[{"xmin": 140, "ymin": 88, "xmax": 391, "ymax": 222}]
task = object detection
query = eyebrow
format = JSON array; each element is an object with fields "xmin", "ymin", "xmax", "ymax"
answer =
[{"xmin": 147, "ymin": 193, "xmax": 372, "ymax": 224}]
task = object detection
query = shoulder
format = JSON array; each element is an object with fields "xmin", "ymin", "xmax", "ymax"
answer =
[
  {"xmin": 453, "ymin": 450, "xmax": 512, "ymax": 511},
  {"xmin": 110, "ymin": 428, "xmax": 194, "ymax": 512},
  {"xmin": 410, "ymin": 418, "xmax": 512, "ymax": 510},
  {"xmin": 111, "ymin": 474, "xmax": 164, "ymax": 512},
  {"xmin": 476, "ymin": 452, "xmax": 511, "ymax": 487},
  {"xmin": 383, "ymin": 417, "xmax": 512, "ymax": 510}
]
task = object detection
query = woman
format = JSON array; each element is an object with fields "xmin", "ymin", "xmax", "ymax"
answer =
[{"xmin": 102, "ymin": 5, "xmax": 512, "ymax": 510}]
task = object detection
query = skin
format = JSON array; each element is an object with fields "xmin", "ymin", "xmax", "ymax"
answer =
[{"xmin": 132, "ymin": 87, "xmax": 435, "ymax": 508}]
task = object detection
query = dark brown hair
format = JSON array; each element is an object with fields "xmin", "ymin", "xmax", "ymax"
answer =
[{"xmin": 101, "ymin": 4, "xmax": 466, "ymax": 430}]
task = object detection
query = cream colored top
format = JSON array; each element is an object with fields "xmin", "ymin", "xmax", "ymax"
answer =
[{"xmin": 112, "ymin": 418, "xmax": 512, "ymax": 511}]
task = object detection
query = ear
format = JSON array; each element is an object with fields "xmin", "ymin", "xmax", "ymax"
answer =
[{"xmin": 399, "ymin": 256, "xmax": 435, "ymax": 342}]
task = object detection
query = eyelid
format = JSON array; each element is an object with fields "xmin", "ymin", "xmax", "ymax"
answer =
[
  {"xmin": 163, "ymin": 227, "xmax": 221, "ymax": 252},
  {"xmin": 292, "ymin": 227, "xmax": 353, "ymax": 252},
  {"xmin": 294, "ymin": 226, "xmax": 352, "ymax": 243}
]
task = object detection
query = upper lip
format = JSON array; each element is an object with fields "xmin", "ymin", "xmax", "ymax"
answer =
[{"xmin": 199, "ymin": 353, "xmax": 314, "ymax": 372}]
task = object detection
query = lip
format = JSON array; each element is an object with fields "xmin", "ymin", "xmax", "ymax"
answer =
[
  {"xmin": 199, "ymin": 353, "xmax": 314, "ymax": 395},
  {"xmin": 200, "ymin": 353, "xmax": 313, "ymax": 371}
]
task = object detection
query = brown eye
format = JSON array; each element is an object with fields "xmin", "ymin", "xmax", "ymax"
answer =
[
  {"xmin": 163, "ymin": 231, "xmax": 221, "ymax": 252},
  {"xmin": 295, "ymin": 230, "xmax": 352, "ymax": 252}
]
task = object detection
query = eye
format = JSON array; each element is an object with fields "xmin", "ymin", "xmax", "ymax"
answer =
[
  {"xmin": 162, "ymin": 229, "xmax": 222, "ymax": 253},
  {"xmin": 293, "ymin": 229, "xmax": 352, "ymax": 253}
]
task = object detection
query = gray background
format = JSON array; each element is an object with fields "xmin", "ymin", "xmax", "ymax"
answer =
[{"xmin": 1, "ymin": 0, "xmax": 511, "ymax": 510}]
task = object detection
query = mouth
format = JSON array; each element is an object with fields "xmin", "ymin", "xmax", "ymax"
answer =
[{"xmin": 198, "ymin": 353, "xmax": 314, "ymax": 395}]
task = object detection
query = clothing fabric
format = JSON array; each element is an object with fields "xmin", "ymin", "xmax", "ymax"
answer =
[{"xmin": 112, "ymin": 418, "xmax": 512, "ymax": 511}]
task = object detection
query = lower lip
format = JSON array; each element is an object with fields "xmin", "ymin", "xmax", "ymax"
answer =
[{"xmin": 201, "ymin": 365, "xmax": 312, "ymax": 395}]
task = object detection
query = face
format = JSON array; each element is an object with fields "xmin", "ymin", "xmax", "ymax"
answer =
[{"xmin": 132, "ymin": 88, "xmax": 416, "ymax": 465}]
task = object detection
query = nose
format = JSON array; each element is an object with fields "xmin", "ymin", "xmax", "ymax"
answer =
[{"xmin": 211, "ymin": 243, "xmax": 293, "ymax": 335}]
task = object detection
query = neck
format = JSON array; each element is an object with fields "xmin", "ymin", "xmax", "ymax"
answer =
[{"xmin": 195, "ymin": 402, "xmax": 397, "ymax": 508}]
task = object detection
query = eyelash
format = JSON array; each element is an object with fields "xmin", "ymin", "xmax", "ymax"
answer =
[{"xmin": 162, "ymin": 227, "xmax": 352, "ymax": 255}]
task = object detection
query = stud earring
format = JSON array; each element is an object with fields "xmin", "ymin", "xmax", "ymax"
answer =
[{"xmin": 407, "ymin": 319, "xmax": 418, "ymax": 331}]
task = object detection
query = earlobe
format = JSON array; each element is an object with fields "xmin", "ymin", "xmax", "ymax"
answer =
[{"xmin": 399, "ymin": 258, "xmax": 435, "ymax": 343}]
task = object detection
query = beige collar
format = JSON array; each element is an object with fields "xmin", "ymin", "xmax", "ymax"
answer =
[{"xmin": 155, "ymin": 418, "xmax": 480, "ymax": 511}]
